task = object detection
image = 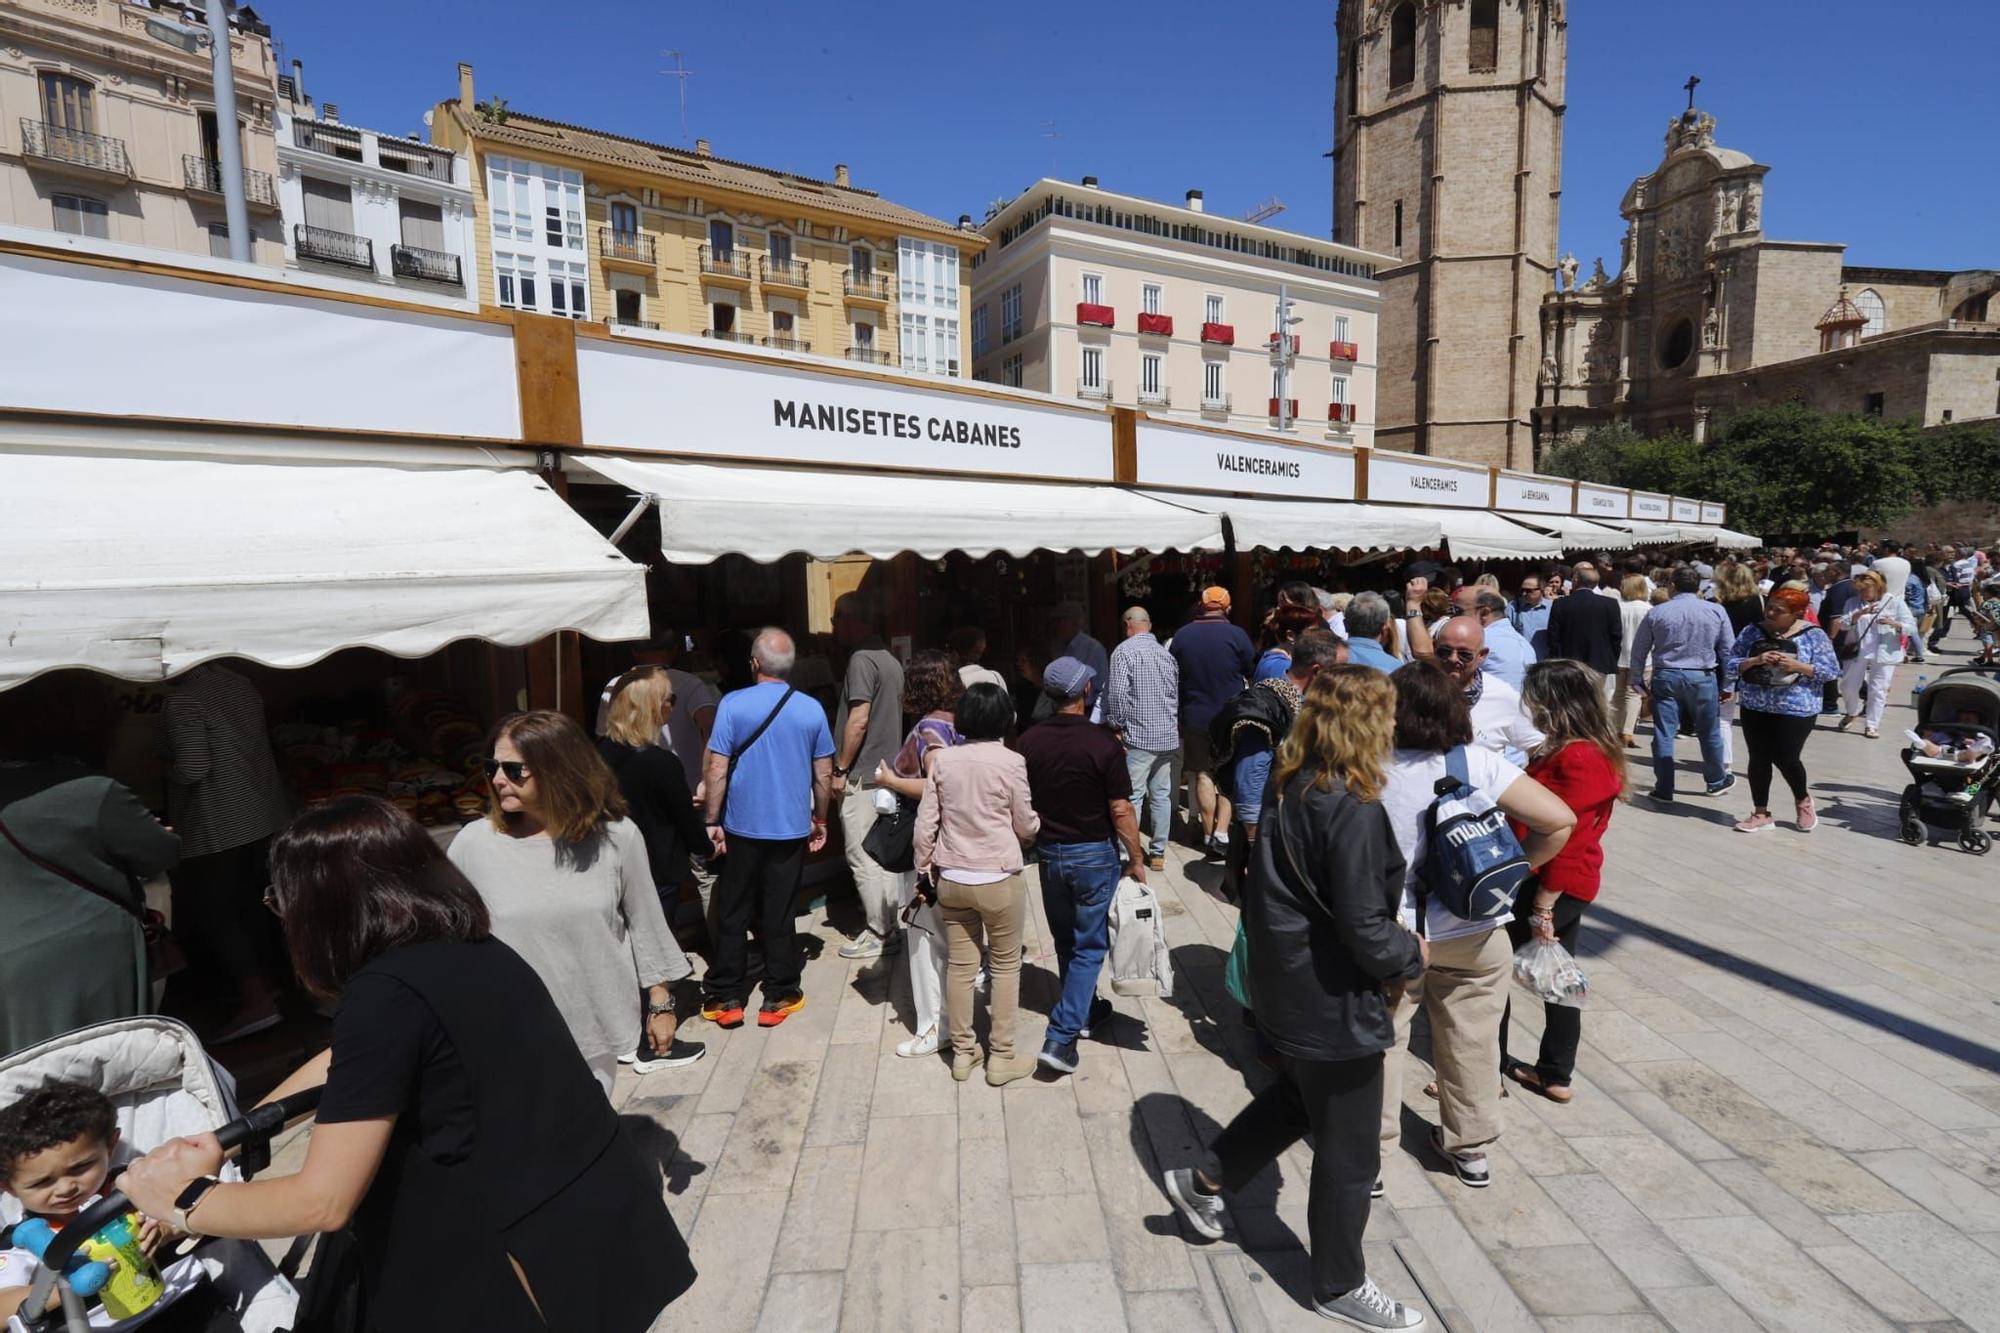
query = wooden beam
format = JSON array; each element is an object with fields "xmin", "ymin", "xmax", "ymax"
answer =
[{"xmin": 513, "ymin": 312, "xmax": 584, "ymax": 447}]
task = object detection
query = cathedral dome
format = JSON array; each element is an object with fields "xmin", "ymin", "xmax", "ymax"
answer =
[{"xmin": 1816, "ymin": 289, "xmax": 1866, "ymax": 332}]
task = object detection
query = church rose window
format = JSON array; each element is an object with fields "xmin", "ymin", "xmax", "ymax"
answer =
[{"xmin": 1659, "ymin": 317, "xmax": 1696, "ymax": 370}]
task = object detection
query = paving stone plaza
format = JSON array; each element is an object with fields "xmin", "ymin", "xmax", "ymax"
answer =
[{"xmin": 556, "ymin": 641, "xmax": 2000, "ymax": 1332}]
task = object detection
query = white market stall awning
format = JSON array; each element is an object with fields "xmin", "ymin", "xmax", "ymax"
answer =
[
  {"xmin": 1501, "ymin": 512, "xmax": 1637, "ymax": 552},
  {"xmin": 1597, "ymin": 519, "xmax": 1690, "ymax": 545},
  {"xmin": 1423, "ymin": 509, "xmax": 1565, "ymax": 560},
  {"xmin": 1688, "ymin": 524, "xmax": 1762, "ymax": 550},
  {"xmin": 0, "ymin": 451, "xmax": 648, "ymax": 690},
  {"xmin": 1136, "ymin": 493, "xmax": 1441, "ymax": 555},
  {"xmin": 577, "ymin": 456, "xmax": 1225, "ymax": 563}
]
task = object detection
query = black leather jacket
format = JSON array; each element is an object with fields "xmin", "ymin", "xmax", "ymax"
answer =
[{"xmin": 1244, "ymin": 765, "xmax": 1423, "ymax": 1063}]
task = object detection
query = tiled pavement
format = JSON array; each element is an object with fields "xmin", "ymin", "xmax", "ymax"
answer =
[{"xmin": 610, "ymin": 644, "xmax": 2000, "ymax": 1332}]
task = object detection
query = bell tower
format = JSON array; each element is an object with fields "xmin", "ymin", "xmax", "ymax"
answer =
[{"xmin": 1332, "ymin": 0, "xmax": 1566, "ymax": 467}]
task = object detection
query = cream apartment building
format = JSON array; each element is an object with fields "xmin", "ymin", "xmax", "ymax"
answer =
[
  {"xmin": 970, "ymin": 178, "xmax": 1389, "ymax": 445},
  {"xmin": 0, "ymin": 0, "xmax": 282, "ymax": 263}
]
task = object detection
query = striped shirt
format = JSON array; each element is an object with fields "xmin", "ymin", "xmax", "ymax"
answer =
[
  {"xmin": 163, "ymin": 664, "xmax": 290, "ymax": 857},
  {"xmin": 1103, "ymin": 632, "xmax": 1181, "ymax": 753}
]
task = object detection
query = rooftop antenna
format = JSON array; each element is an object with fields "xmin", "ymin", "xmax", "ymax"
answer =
[
  {"xmin": 661, "ymin": 49, "xmax": 693, "ymax": 144},
  {"xmin": 1243, "ymin": 196, "xmax": 1286, "ymax": 224},
  {"xmin": 1041, "ymin": 119, "xmax": 1062, "ymax": 176}
]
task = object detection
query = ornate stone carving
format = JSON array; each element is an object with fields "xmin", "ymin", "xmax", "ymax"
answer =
[
  {"xmin": 1664, "ymin": 109, "xmax": 1717, "ymax": 155},
  {"xmin": 1583, "ymin": 257, "xmax": 1608, "ymax": 291},
  {"xmin": 1583, "ymin": 318, "xmax": 1619, "ymax": 383},
  {"xmin": 1739, "ymin": 185, "xmax": 1761, "ymax": 231},
  {"xmin": 1702, "ymin": 306, "xmax": 1720, "ymax": 348},
  {"xmin": 1558, "ymin": 252, "xmax": 1579, "ymax": 291}
]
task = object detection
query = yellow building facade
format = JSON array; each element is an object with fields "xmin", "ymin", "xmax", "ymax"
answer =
[{"xmin": 429, "ymin": 65, "xmax": 979, "ymax": 373}]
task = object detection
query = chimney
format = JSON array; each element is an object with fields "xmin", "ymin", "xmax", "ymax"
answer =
[
  {"xmin": 1185, "ymin": 189, "xmax": 1204, "ymax": 213},
  {"xmin": 1082, "ymin": 175, "xmax": 1099, "ymax": 189},
  {"xmin": 958, "ymin": 214, "xmax": 973, "ymax": 231},
  {"xmin": 834, "ymin": 163, "xmax": 850, "ymax": 188},
  {"xmin": 695, "ymin": 138, "xmax": 712, "ymax": 158},
  {"xmin": 291, "ymin": 58, "xmax": 305, "ymax": 107},
  {"xmin": 457, "ymin": 62, "xmax": 474, "ymax": 112},
  {"xmin": 323, "ymin": 102, "xmax": 339, "ymax": 124}
]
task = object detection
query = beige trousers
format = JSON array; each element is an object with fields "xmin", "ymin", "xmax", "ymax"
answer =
[
  {"xmin": 839, "ymin": 784, "xmax": 914, "ymax": 938},
  {"xmin": 1380, "ymin": 927, "xmax": 1512, "ymax": 1155},
  {"xmin": 938, "ymin": 874, "xmax": 1026, "ymax": 1060}
]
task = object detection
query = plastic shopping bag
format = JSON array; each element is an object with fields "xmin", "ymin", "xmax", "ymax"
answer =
[{"xmin": 1513, "ymin": 938, "xmax": 1589, "ymax": 1008}]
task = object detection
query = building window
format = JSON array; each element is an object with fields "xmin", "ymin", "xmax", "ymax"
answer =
[
  {"xmin": 1001, "ymin": 284, "xmax": 1022, "ymax": 341},
  {"xmin": 1002, "ymin": 354, "xmax": 1023, "ymax": 387},
  {"xmin": 1389, "ymin": 3, "xmax": 1417, "ymax": 87},
  {"xmin": 1468, "ymin": 0, "xmax": 1498, "ymax": 71},
  {"xmin": 853, "ymin": 321, "xmax": 874, "ymax": 349},
  {"xmin": 206, "ymin": 223, "xmax": 230, "ymax": 257},
  {"xmin": 1393, "ymin": 200, "xmax": 1404, "ymax": 252},
  {"xmin": 1332, "ymin": 374, "xmax": 1349, "ymax": 405},
  {"xmin": 399, "ymin": 198, "xmax": 445, "ymax": 251},
  {"xmin": 712, "ymin": 301, "xmax": 736, "ymax": 335},
  {"xmin": 1204, "ymin": 360, "xmax": 1224, "ymax": 404},
  {"xmin": 610, "ymin": 201, "xmax": 638, "ymax": 236},
  {"xmin": 972, "ymin": 304, "xmax": 989, "ymax": 356},
  {"xmin": 1335, "ymin": 314, "xmax": 1351, "ymax": 343},
  {"xmin": 51, "ymin": 192, "xmax": 109, "ymax": 239},
  {"xmin": 495, "ymin": 252, "xmax": 535, "ymax": 310},
  {"xmin": 40, "ymin": 72, "xmax": 94, "ymax": 133},
  {"xmin": 1864, "ymin": 391, "xmax": 1884, "ymax": 417},
  {"xmin": 850, "ymin": 244, "xmax": 872, "ymax": 280},
  {"xmin": 1142, "ymin": 283, "xmax": 1162, "ymax": 315},
  {"xmin": 614, "ymin": 289, "xmax": 641, "ymax": 323},
  {"xmin": 773, "ymin": 309, "xmax": 795, "ymax": 337},
  {"xmin": 1081, "ymin": 345, "xmax": 1104, "ymax": 390},
  {"xmin": 935, "ymin": 317, "xmax": 960, "ymax": 377},
  {"xmin": 1205, "ymin": 293, "xmax": 1224, "ymax": 324},
  {"xmin": 769, "ymin": 230, "xmax": 793, "ymax": 268},
  {"xmin": 1854, "ymin": 287, "xmax": 1886, "ymax": 337},
  {"xmin": 547, "ymin": 260, "xmax": 586, "ymax": 319},
  {"xmin": 901, "ymin": 312, "xmax": 930, "ymax": 373},
  {"xmin": 302, "ymin": 176, "xmax": 355, "ymax": 234},
  {"xmin": 488, "ymin": 159, "xmax": 533, "ymax": 241},
  {"xmin": 1141, "ymin": 353, "xmax": 1162, "ymax": 399},
  {"xmin": 709, "ymin": 219, "xmax": 734, "ymax": 258},
  {"xmin": 1082, "ymin": 272, "xmax": 1103, "ymax": 305}
]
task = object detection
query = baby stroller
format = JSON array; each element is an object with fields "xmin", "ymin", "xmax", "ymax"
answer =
[
  {"xmin": 1, "ymin": 1017, "xmax": 318, "ymax": 1333},
  {"xmin": 1897, "ymin": 665, "xmax": 2000, "ymax": 855}
]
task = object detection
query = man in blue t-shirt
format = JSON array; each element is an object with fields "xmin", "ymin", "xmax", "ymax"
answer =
[
  {"xmin": 700, "ymin": 628, "xmax": 834, "ymax": 1030},
  {"xmin": 1167, "ymin": 587, "xmax": 1256, "ymax": 859}
]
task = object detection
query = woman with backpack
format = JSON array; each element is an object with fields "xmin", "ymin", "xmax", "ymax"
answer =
[
  {"xmin": 1725, "ymin": 583, "xmax": 1841, "ymax": 833},
  {"xmin": 1499, "ymin": 660, "xmax": 1628, "ymax": 1103},
  {"xmin": 1379, "ymin": 662, "xmax": 1574, "ymax": 1190}
]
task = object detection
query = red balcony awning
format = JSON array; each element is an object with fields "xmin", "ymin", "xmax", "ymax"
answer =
[
  {"xmin": 1267, "ymin": 398, "xmax": 1300, "ymax": 418},
  {"xmin": 1329, "ymin": 403, "xmax": 1355, "ymax": 422},
  {"xmin": 1077, "ymin": 302, "xmax": 1115, "ymax": 328},
  {"xmin": 1268, "ymin": 333, "xmax": 1300, "ymax": 354},
  {"xmin": 1200, "ymin": 321, "xmax": 1234, "ymax": 345},
  {"xmin": 1330, "ymin": 340, "xmax": 1359, "ymax": 361},
  {"xmin": 1136, "ymin": 312, "xmax": 1173, "ymax": 336}
]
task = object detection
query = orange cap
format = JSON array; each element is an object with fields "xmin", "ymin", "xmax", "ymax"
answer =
[{"xmin": 1201, "ymin": 586, "xmax": 1232, "ymax": 610}]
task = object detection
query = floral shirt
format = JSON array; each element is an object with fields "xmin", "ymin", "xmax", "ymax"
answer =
[{"xmin": 1724, "ymin": 623, "xmax": 1841, "ymax": 717}]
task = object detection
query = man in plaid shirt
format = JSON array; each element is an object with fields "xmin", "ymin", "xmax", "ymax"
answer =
[{"xmin": 1103, "ymin": 606, "xmax": 1181, "ymax": 870}]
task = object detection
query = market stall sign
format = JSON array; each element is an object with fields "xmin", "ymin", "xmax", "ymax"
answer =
[
  {"xmin": 1577, "ymin": 483, "xmax": 1628, "ymax": 520},
  {"xmin": 576, "ymin": 340, "xmax": 1115, "ymax": 482},
  {"xmin": 1671, "ymin": 497, "xmax": 1701, "ymax": 522},
  {"xmin": 1631, "ymin": 491, "xmax": 1671, "ymax": 520},
  {"xmin": 1133, "ymin": 423, "xmax": 1355, "ymax": 499},
  {"xmin": 1494, "ymin": 471, "xmax": 1571, "ymax": 515},
  {"xmin": 1701, "ymin": 501, "xmax": 1726, "ymax": 524},
  {"xmin": 1364, "ymin": 451, "xmax": 1488, "ymax": 509}
]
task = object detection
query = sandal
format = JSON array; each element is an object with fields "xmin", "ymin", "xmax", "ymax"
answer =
[{"xmin": 1507, "ymin": 1065, "xmax": 1573, "ymax": 1103}]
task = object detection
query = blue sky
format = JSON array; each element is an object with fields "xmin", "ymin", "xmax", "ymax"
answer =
[{"xmin": 267, "ymin": 0, "xmax": 1996, "ymax": 273}]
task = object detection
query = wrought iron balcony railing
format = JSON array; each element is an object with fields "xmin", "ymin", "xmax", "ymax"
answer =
[
  {"xmin": 600, "ymin": 228, "xmax": 655, "ymax": 264},
  {"xmin": 699, "ymin": 246, "xmax": 750, "ymax": 279},
  {"xmin": 762, "ymin": 257, "xmax": 809, "ymax": 287},
  {"xmin": 390, "ymin": 243, "xmax": 461, "ymax": 285},
  {"xmin": 20, "ymin": 119, "xmax": 129, "ymax": 176},
  {"xmin": 182, "ymin": 155, "xmax": 276, "ymax": 207},
  {"xmin": 294, "ymin": 223, "xmax": 374, "ymax": 270}
]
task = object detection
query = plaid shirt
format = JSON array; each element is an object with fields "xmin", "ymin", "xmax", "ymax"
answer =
[{"xmin": 1104, "ymin": 632, "xmax": 1181, "ymax": 752}]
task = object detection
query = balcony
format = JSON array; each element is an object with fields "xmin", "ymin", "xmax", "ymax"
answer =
[
  {"xmin": 1267, "ymin": 333, "xmax": 1301, "ymax": 357},
  {"xmin": 1330, "ymin": 340, "xmax": 1360, "ymax": 362},
  {"xmin": 764, "ymin": 334, "xmax": 812, "ymax": 353},
  {"xmin": 376, "ymin": 135, "xmax": 454, "ymax": 183},
  {"xmin": 843, "ymin": 270, "xmax": 891, "ymax": 304},
  {"xmin": 700, "ymin": 246, "xmax": 751, "ymax": 284},
  {"xmin": 290, "ymin": 118, "xmax": 363, "ymax": 160},
  {"xmin": 599, "ymin": 227, "xmax": 655, "ymax": 269},
  {"xmin": 182, "ymin": 155, "xmax": 278, "ymax": 211},
  {"xmin": 611, "ymin": 314, "xmax": 659, "ymax": 330},
  {"xmin": 1077, "ymin": 301, "xmax": 1115, "ymax": 328},
  {"xmin": 1267, "ymin": 397, "xmax": 1300, "ymax": 420},
  {"xmin": 703, "ymin": 328, "xmax": 755, "ymax": 344},
  {"xmin": 1200, "ymin": 321, "xmax": 1234, "ymax": 345},
  {"xmin": 762, "ymin": 257, "xmax": 810, "ymax": 290},
  {"xmin": 846, "ymin": 346, "xmax": 891, "ymax": 365},
  {"xmin": 1138, "ymin": 387, "xmax": 1171, "ymax": 408},
  {"xmin": 1201, "ymin": 393, "xmax": 1232, "ymax": 416},
  {"xmin": 390, "ymin": 243, "xmax": 462, "ymax": 286},
  {"xmin": 294, "ymin": 224, "xmax": 374, "ymax": 271},
  {"xmin": 1328, "ymin": 402, "xmax": 1357, "ymax": 424},
  {"xmin": 20, "ymin": 119, "xmax": 129, "ymax": 180},
  {"xmin": 291, "ymin": 118, "xmax": 460, "ymax": 184},
  {"xmin": 1077, "ymin": 378, "xmax": 1112, "ymax": 401},
  {"xmin": 1137, "ymin": 312, "xmax": 1173, "ymax": 337}
]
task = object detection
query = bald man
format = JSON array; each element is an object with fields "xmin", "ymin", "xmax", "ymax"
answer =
[
  {"xmin": 1432, "ymin": 617, "xmax": 1544, "ymax": 766},
  {"xmin": 1104, "ymin": 605, "xmax": 1181, "ymax": 868}
]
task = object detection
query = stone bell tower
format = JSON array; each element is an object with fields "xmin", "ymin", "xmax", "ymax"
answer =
[{"xmin": 1332, "ymin": 0, "xmax": 1566, "ymax": 468}]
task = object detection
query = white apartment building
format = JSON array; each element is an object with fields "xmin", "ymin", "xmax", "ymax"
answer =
[
  {"xmin": 970, "ymin": 178, "xmax": 1390, "ymax": 445},
  {"xmin": 274, "ymin": 66, "xmax": 476, "ymax": 296}
]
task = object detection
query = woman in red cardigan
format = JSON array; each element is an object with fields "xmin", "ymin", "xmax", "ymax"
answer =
[{"xmin": 1501, "ymin": 658, "xmax": 1628, "ymax": 1103}]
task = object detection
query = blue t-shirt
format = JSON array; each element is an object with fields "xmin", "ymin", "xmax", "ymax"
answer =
[
  {"xmin": 710, "ymin": 681, "xmax": 835, "ymax": 841},
  {"xmin": 1169, "ymin": 617, "xmax": 1258, "ymax": 730},
  {"xmin": 1252, "ymin": 647, "xmax": 1291, "ymax": 682}
]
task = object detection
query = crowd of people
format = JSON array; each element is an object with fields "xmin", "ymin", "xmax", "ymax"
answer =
[{"xmin": 3, "ymin": 533, "xmax": 1995, "ymax": 1330}]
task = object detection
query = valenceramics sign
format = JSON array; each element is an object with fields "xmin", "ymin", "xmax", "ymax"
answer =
[
  {"xmin": 1577, "ymin": 483, "xmax": 1628, "ymax": 519},
  {"xmin": 1133, "ymin": 423, "xmax": 1356, "ymax": 499},
  {"xmin": 575, "ymin": 339, "xmax": 1116, "ymax": 481},
  {"xmin": 1672, "ymin": 497, "xmax": 1701, "ymax": 523},
  {"xmin": 1365, "ymin": 451, "xmax": 1488, "ymax": 509},
  {"xmin": 1632, "ymin": 491, "xmax": 1671, "ymax": 520},
  {"xmin": 1494, "ymin": 471, "xmax": 1572, "ymax": 515}
]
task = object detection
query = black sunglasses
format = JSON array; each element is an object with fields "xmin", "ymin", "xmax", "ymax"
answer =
[
  {"xmin": 483, "ymin": 758, "xmax": 531, "ymax": 783},
  {"xmin": 1434, "ymin": 647, "xmax": 1481, "ymax": 664}
]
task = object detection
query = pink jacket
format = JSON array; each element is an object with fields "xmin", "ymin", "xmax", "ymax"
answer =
[{"xmin": 914, "ymin": 742, "xmax": 1040, "ymax": 875}]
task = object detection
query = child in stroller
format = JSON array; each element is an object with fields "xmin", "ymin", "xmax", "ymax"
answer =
[{"xmin": 1897, "ymin": 667, "xmax": 2000, "ymax": 855}]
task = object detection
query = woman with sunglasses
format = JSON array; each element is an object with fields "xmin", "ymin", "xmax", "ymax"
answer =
[
  {"xmin": 122, "ymin": 796, "xmax": 696, "ymax": 1331},
  {"xmin": 447, "ymin": 710, "xmax": 691, "ymax": 1095}
]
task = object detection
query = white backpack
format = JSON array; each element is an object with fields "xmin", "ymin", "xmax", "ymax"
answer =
[{"xmin": 1105, "ymin": 876, "xmax": 1175, "ymax": 998}]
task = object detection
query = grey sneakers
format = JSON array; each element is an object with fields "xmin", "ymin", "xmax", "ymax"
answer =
[
  {"xmin": 1160, "ymin": 1168, "xmax": 1227, "ymax": 1240},
  {"xmin": 1316, "ymin": 1277, "xmax": 1425, "ymax": 1329}
]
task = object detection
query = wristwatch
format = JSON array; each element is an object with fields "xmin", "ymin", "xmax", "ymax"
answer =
[
  {"xmin": 645, "ymin": 1000, "xmax": 675, "ymax": 1016},
  {"xmin": 172, "ymin": 1175, "xmax": 222, "ymax": 1234},
  {"xmin": 831, "ymin": 764, "xmax": 851, "ymax": 779}
]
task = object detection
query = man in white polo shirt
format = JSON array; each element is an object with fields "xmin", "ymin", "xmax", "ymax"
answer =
[{"xmin": 1431, "ymin": 616, "xmax": 1544, "ymax": 767}]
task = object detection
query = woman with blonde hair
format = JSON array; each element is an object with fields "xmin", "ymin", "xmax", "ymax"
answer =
[
  {"xmin": 1500, "ymin": 659, "xmax": 1627, "ymax": 1103},
  {"xmin": 1833, "ymin": 568, "xmax": 1913, "ymax": 739},
  {"xmin": 449, "ymin": 710, "xmax": 692, "ymax": 1094},
  {"xmin": 1713, "ymin": 562, "xmax": 1764, "ymax": 769},
  {"xmin": 1164, "ymin": 668, "xmax": 1428, "ymax": 1330},
  {"xmin": 1616, "ymin": 574, "xmax": 1652, "ymax": 745}
]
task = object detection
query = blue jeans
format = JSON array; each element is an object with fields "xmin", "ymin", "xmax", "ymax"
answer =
[
  {"xmin": 1038, "ymin": 839, "xmax": 1122, "ymax": 1045},
  {"xmin": 1125, "ymin": 746, "xmax": 1178, "ymax": 859},
  {"xmin": 1649, "ymin": 668, "xmax": 1727, "ymax": 794}
]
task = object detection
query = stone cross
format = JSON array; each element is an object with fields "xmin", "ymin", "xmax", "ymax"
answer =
[{"xmin": 1684, "ymin": 75, "xmax": 1701, "ymax": 111}]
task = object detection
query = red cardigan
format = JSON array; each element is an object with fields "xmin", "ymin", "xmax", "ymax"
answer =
[{"xmin": 1513, "ymin": 740, "xmax": 1622, "ymax": 901}]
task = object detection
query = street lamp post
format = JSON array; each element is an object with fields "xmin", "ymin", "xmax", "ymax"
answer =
[{"xmin": 1274, "ymin": 282, "xmax": 1302, "ymax": 432}]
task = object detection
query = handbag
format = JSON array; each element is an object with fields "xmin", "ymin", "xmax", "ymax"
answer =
[
  {"xmin": 862, "ymin": 796, "xmax": 917, "ymax": 872},
  {"xmin": 0, "ymin": 814, "xmax": 186, "ymax": 981}
]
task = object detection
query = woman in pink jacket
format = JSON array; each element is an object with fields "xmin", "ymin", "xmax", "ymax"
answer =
[{"xmin": 914, "ymin": 682, "xmax": 1041, "ymax": 1085}]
